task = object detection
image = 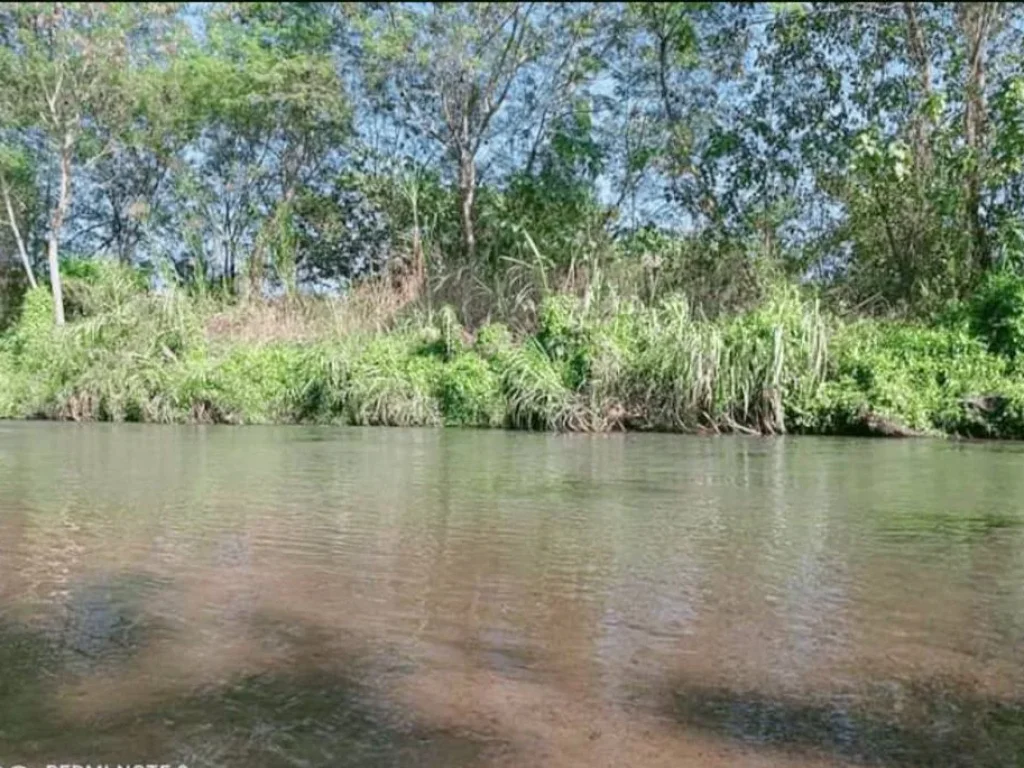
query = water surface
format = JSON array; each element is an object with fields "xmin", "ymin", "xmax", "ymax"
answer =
[{"xmin": 1, "ymin": 423, "xmax": 1023, "ymax": 767}]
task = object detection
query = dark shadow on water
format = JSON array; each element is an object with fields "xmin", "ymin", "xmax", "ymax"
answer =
[
  {"xmin": 0, "ymin": 569, "xmax": 175, "ymax": 747},
  {"xmin": 92, "ymin": 666, "xmax": 504, "ymax": 768},
  {"xmin": 0, "ymin": 617, "xmax": 61, "ymax": 747},
  {"xmin": 0, "ymin": 606, "xmax": 512, "ymax": 768},
  {"xmin": 666, "ymin": 677, "xmax": 1024, "ymax": 768},
  {"xmin": 879, "ymin": 511, "xmax": 1024, "ymax": 543},
  {"xmin": 59, "ymin": 571, "xmax": 175, "ymax": 664}
]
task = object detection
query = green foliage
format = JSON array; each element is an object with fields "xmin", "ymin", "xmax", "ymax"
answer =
[
  {"xmin": 177, "ymin": 344, "xmax": 309, "ymax": 424},
  {"xmin": 3, "ymin": 286, "xmax": 62, "ymax": 372},
  {"xmin": 492, "ymin": 338, "xmax": 583, "ymax": 431},
  {"xmin": 434, "ymin": 304, "xmax": 465, "ymax": 361},
  {"xmin": 0, "ymin": 267, "xmax": 204, "ymax": 421},
  {"xmin": 968, "ymin": 271, "xmax": 1024, "ymax": 359},
  {"xmin": 3, "ymin": 0, "xmax": 1024, "ymax": 443},
  {"xmin": 0, "ymin": 3, "xmax": 1023, "ymax": 333},
  {"xmin": 0, "ymin": 266, "xmax": 26, "ymax": 333},
  {"xmin": 536, "ymin": 294, "xmax": 588, "ymax": 385},
  {"xmin": 791, "ymin": 322, "xmax": 1021, "ymax": 438},
  {"xmin": 61, "ymin": 259, "xmax": 149, "ymax": 319},
  {"xmin": 621, "ymin": 287, "xmax": 826, "ymax": 433},
  {"xmin": 342, "ymin": 334, "xmax": 443, "ymax": 427},
  {"xmin": 2, "ymin": 271, "xmax": 1024, "ymax": 438},
  {"xmin": 474, "ymin": 322, "xmax": 514, "ymax": 360},
  {"xmin": 439, "ymin": 353, "xmax": 504, "ymax": 427}
]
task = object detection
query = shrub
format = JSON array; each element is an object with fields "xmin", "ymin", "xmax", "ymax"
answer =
[
  {"xmin": 491, "ymin": 338, "xmax": 584, "ymax": 431},
  {"xmin": 439, "ymin": 352, "xmax": 504, "ymax": 427},
  {"xmin": 60, "ymin": 258, "xmax": 151, "ymax": 325},
  {"xmin": 794, "ymin": 322, "xmax": 1015, "ymax": 436},
  {"xmin": 475, "ymin": 322, "xmax": 513, "ymax": 360},
  {"xmin": 968, "ymin": 271, "xmax": 1024, "ymax": 359},
  {"xmin": 625, "ymin": 288, "xmax": 827, "ymax": 433},
  {"xmin": 174, "ymin": 344, "xmax": 308, "ymax": 424}
]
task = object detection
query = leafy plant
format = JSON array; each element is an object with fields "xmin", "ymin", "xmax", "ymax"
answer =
[{"xmin": 968, "ymin": 271, "xmax": 1024, "ymax": 359}]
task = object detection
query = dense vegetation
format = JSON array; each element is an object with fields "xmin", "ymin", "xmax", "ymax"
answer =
[
  {"xmin": 2, "ymin": 3, "xmax": 1024, "ymax": 437},
  {"xmin": 3, "ymin": 262, "xmax": 1024, "ymax": 437}
]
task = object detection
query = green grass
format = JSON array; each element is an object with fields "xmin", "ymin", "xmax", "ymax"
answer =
[{"xmin": 2, "ymin": 262, "xmax": 1023, "ymax": 437}]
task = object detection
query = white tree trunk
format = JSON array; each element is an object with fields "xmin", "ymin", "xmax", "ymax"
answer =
[
  {"xmin": 1, "ymin": 175, "xmax": 37, "ymax": 290},
  {"xmin": 47, "ymin": 134, "xmax": 72, "ymax": 326}
]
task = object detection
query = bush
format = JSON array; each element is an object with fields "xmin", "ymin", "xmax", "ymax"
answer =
[
  {"xmin": 0, "ymin": 264, "xmax": 27, "ymax": 333},
  {"xmin": 61, "ymin": 258, "xmax": 149, "ymax": 320},
  {"xmin": 491, "ymin": 337, "xmax": 584, "ymax": 431},
  {"xmin": 475, "ymin": 322, "xmax": 513, "ymax": 360},
  {"xmin": 790, "ymin": 322, "xmax": 1017, "ymax": 436},
  {"xmin": 175, "ymin": 344, "xmax": 309, "ymax": 424},
  {"xmin": 625, "ymin": 288, "xmax": 827, "ymax": 433},
  {"xmin": 439, "ymin": 352, "xmax": 504, "ymax": 427},
  {"xmin": 968, "ymin": 271, "xmax": 1024, "ymax": 359}
]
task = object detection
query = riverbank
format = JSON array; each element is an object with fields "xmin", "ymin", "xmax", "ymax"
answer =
[{"xmin": 2, "ymin": 265, "xmax": 1024, "ymax": 438}]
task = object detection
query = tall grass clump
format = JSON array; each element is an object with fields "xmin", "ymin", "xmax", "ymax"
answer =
[
  {"xmin": 624, "ymin": 286, "xmax": 828, "ymax": 433},
  {"xmin": 0, "ymin": 285, "xmax": 61, "ymax": 416},
  {"xmin": 490, "ymin": 337, "xmax": 583, "ymax": 430},
  {"xmin": 473, "ymin": 298, "xmax": 612, "ymax": 432},
  {"xmin": 174, "ymin": 343, "xmax": 312, "ymax": 424},
  {"xmin": 0, "ymin": 264, "xmax": 193, "ymax": 421},
  {"xmin": 439, "ymin": 351, "xmax": 504, "ymax": 427},
  {"xmin": 1, "ymin": 262, "xmax": 202, "ymax": 421},
  {"xmin": 341, "ymin": 332, "xmax": 444, "ymax": 426}
]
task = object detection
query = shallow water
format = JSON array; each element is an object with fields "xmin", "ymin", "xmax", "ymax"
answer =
[{"xmin": 1, "ymin": 423, "xmax": 1023, "ymax": 767}]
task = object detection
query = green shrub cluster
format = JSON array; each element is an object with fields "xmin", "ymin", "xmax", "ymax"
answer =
[
  {"xmin": 968, "ymin": 271, "xmax": 1024, "ymax": 360},
  {"xmin": 791, "ymin": 322, "xmax": 1024, "ymax": 437},
  {"xmin": 2, "ymin": 263, "xmax": 1024, "ymax": 437}
]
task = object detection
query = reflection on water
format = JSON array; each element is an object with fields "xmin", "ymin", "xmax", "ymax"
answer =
[{"xmin": 1, "ymin": 423, "xmax": 1024, "ymax": 767}]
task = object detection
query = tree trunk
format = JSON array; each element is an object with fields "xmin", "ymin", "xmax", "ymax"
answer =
[
  {"xmin": 245, "ymin": 227, "xmax": 265, "ymax": 303},
  {"xmin": 47, "ymin": 134, "xmax": 72, "ymax": 326},
  {"xmin": 959, "ymin": 3, "xmax": 997, "ymax": 274},
  {"xmin": 903, "ymin": 2, "xmax": 934, "ymax": 173},
  {"xmin": 1, "ymin": 174, "xmax": 37, "ymax": 290},
  {"xmin": 279, "ymin": 187, "xmax": 298, "ymax": 298},
  {"xmin": 409, "ymin": 183, "xmax": 425, "ymax": 290},
  {"xmin": 458, "ymin": 149, "xmax": 476, "ymax": 261}
]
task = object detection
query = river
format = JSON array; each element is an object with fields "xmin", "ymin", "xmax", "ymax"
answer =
[{"xmin": 1, "ymin": 423, "xmax": 1023, "ymax": 767}]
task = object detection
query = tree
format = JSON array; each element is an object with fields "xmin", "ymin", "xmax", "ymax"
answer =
[
  {"xmin": 617, "ymin": 3, "xmax": 753, "ymax": 229},
  {"xmin": 0, "ymin": 146, "xmax": 38, "ymax": 289},
  {"xmin": 762, "ymin": 2, "xmax": 1024, "ymax": 310},
  {"xmin": 166, "ymin": 2, "xmax": 351, "ymax": 296},
  {"xmin": 956, "ymin": 2, "xmax": 1008, "ymax": 272},
  {"xmin": 357, "ymin": 3, "xmax": 564, "ymax": 263},
  {"xmin": 0, "ymin": 3, "xmax": 178, "ymax": 324}
]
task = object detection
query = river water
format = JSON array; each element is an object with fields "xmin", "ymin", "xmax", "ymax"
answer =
[{"xmin": 0, "ymin": 423, "xmax": 1023, "ymax": 767}]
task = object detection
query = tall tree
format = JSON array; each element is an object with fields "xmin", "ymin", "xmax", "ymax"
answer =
[
  {"xmin": 167, "ymin": 2, "xmax": 350, "ymax": 295},
  {"xmin": 0, "ymin": 3, "xmax": 178, "ymax": 324},
  {"xmin": 357, "ymin": 3, "xmax": 550, "ymax": 262},
  {"xmin": 0, "ymin": 146, "xmax": 38, "ymax": 289},
  {"xmin": 956, "ymin": 2, "xmax": 1007, "ymax": 271},
  {"xmin": 763, "ymin": 2, "xmax": 1024, "ymax": 309}
]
